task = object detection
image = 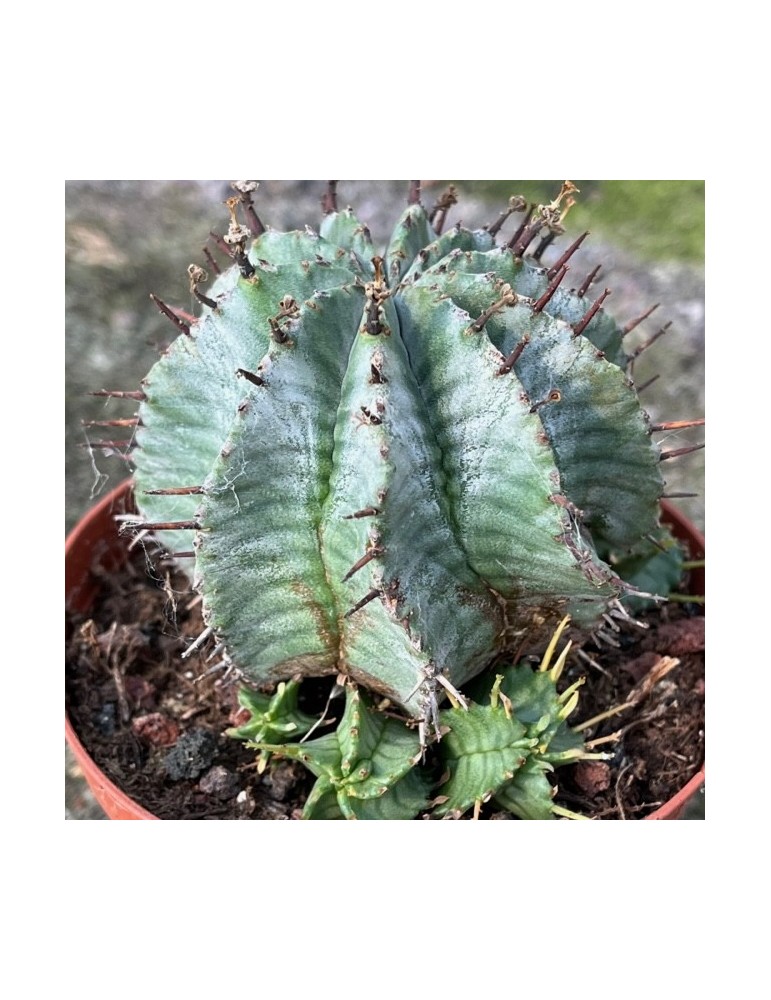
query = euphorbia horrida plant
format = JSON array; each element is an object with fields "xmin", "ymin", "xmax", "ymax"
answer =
[{"xmin": 93, "ymin": 180, "xmax": 703, "ymax": 818}]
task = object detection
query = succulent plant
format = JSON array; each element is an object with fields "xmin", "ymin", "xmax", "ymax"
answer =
[
  {"xmin": 254, "ymin": 616, "xmax": 609, "ymax": 820},
  {"xmin": 254, "ymin": 682, "xmax": 431, "ymax": 820},
  {"xmin": 226, "ymin": 680, "xmax": 317, "ymax": 773},
  {"xmin": 91, "ymin": 180, "xmax": 702, "ymax": 817}
]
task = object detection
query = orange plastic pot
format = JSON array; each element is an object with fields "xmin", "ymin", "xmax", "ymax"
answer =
[
  {"xmin": 65, "ymin": 480, "xmax": 157, "ymax": 820},
  {"xmin": 65, "ymin": 481, "xmax": 704, "ymax": 820}
]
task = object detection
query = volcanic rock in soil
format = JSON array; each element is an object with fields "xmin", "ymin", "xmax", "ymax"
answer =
[{"xmin": 163, "ymin": 729, "xmax": 218, "ymax": 781}]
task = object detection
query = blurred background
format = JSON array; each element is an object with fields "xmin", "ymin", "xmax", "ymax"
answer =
[{"xmin": 65, "ymin": 179, "xmax": 705, "ymax": 819}]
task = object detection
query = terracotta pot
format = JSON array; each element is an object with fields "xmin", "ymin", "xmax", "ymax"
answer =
[{"xmin": 65, "ymin": 481, "xmax": 705, "ymax": 820}]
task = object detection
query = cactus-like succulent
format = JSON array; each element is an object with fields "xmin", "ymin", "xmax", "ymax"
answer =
[
  {"xmin": 94, "ymin": 180, "xmax": 702, "ymax": 816},
  {"xmin": 254, "ymin": 683, "xmax": 431, "ymax": 820},
  {"xmin": 254, "ymin": 616, "xmax": 609, "ymax": 819},
  {"xmin": 226, "ymin": 680, "xmax": 317, "ymax": 773}
]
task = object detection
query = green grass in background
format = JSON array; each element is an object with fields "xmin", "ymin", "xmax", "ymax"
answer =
[{"xmin": 444, "ymin": 180, "xmax": 704, "ymax": 264}]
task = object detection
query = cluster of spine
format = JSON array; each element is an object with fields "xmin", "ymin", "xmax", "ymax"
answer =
[{"xmin": 90, "ymin": 180, "xmax": 703, "ymax": 732}]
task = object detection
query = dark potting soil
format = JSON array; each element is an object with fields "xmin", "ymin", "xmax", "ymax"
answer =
[{"xmin": 65, "ymin": 541, "xmax": 705, "ymax": 821}]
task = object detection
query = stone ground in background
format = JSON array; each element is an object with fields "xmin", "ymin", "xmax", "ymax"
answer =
[{"xmin": 65, "ymin": 180, "xmax": 705, "ymax": 819}]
